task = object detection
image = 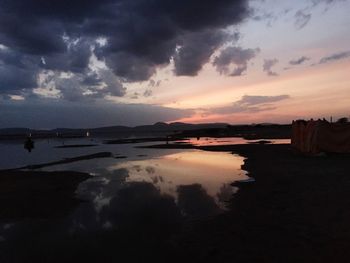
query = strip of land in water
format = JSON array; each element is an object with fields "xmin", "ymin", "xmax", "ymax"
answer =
[{"xmin": 2, "ymin": 152, "xmax": 113, "ymax": 171}]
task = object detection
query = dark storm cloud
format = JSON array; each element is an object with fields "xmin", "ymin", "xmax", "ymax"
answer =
[
  {"xmin": 41, "ymin": 39, "xmax": 92, "ymax": 73},
  {"xmin": 289, "ymin": 56, "xmax": 310, "ymax": 65},
  {"xmin": 0, "ymin": 0, "xmax": 251, "ymax": 98},
  {"xmin": 0, "ymin": 16, "xmax": 66, "ymax": 55},
  {"xmin": 263, "ymin": 58, "xmax": 279, "ymax": 76},
  {"xmin": 104, "ymin": 52, "xmax": 161, "ymax": 82},
  {"xmin": 0, "ymin": 65, "xmax": 37, "ymax": 94},
  {"xmin": 81, "ymin": 72, "xmax": 103, "ymax": 87},
  {"xmin": 0, "ymin": 47, "xmax": 40, "ymax": 94},
  {"xmin": 319, "ymin": 50, "xmax": 350, "ymax": 64},
  {"xmin": 213, "ymin": 46, "xmax": 260, "ymax": 76},
  {"xmin": 0, "ymin": 99, "xmax": 194, "ymax": 129},
  {"xmin": 49, "ymin": 69, "xmax": 126, "ymax": 102},
  {"xmin": 173, "ymin": 30, "xmax": 236, "ymax": 76},
  {"xmin": 209, "ymin": 95, "xmax": 290, "ymax": 115},
  {"xmin": 36, "ymin": 68, "xmax": 126, "ymax": 102}
]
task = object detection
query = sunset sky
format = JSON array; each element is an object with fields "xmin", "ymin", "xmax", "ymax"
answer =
[{"xmin": 0, "ymin": 0, "xmax": 349, "ymax": 128}]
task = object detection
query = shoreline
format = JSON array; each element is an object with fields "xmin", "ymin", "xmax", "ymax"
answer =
[
  {"xmin": 1, "ymin": 142, "xmax": 350, "ymax": 262},
  {"xmin": 169, "ymin": 143, "xmax": 350, "ymax": 262}
]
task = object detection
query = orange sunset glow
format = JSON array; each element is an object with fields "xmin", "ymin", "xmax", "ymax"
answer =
[{"xmin": 0, "ymin": 0, "xmax": 349, "ymax": 128}]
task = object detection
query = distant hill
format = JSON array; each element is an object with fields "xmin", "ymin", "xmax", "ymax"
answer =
[
  {"xmin": 0, "ymin": 122, "xmax": 230, "ymax": 138},
  {"xmin": 0, "ymin": 122, "xmax": 292, "ymax": 140}
]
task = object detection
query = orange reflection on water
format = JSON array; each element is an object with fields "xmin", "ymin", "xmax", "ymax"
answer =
[
  {"xmin": 176, "ymin": 137, "xmax": 291, "ymax": 146},
  {"xmin": 109, "ymin": 150, "xmax": 248, "ymax": 205},
  {"xmin": 182, "ymin": 137, "xmax": 248, "ymax": 146}
]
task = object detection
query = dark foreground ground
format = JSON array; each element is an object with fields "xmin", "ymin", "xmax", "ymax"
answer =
[
  {"xmin": 173, "ymin": 144, "xmax": 350, "ymax": 262},
  {"xmin": 0, "ymin": 170, "xmax": 91, "ymax": 221},
  {"xmin": 1, "ymin": 144, "xmax": 350, "ymax": 262}
]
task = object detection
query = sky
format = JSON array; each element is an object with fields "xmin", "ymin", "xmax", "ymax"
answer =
[{"xmin": 0, "ymin": 0, "xmax": 349, "ymax": 128}]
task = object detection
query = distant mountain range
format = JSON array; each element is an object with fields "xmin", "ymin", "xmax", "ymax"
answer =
[
  {"xmin": 0, "ymin": 122, "xmax": 230, "ymax": 137},
  {"xmin": 0, "ymin": 122, "xmax": 292, "ymax": 140}
]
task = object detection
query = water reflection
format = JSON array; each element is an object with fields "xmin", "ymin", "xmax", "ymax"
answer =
[
  {"xmin": 179, "ymin": 137, "xmax": 291, "ymax": 146},
  {"xmin": 62, "ymin": 150, "xmax": 248, "ymax": 235},
  {"xmin": 110, "ymin": 151, "xmax": 247, "ymax": 207},
  {"xmin": 177, "ymin": 184, "xmax": 221, "ymax": 218},
  {"xmin": 0, "ymin": 147, "xmax": 249, "ymax": 262}
]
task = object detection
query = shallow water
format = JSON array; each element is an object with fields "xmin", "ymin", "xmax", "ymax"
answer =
[
  {"xmin": 0, "ymin": 137, "xmax": 255, "ymax": 260},
  {"xmin": 0, "ymin": 137, "xmax": 182, "ymax": 169},
  {"xmin": 179, "ymin": 137, "xmax": 290, "ymax": 146},
  {"xmin": 0, "ymin": 136, "xmax": 289, "ymax": 169},
  {"xmin": 45, "ymin": 149, "xmax": 247, "ymax": 211}
]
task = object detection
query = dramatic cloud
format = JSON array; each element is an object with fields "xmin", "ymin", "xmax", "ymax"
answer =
[
  {"xmin": 319, "ymin": 50, "xmax": 350, "ymax": 64},
  {"xmin": 37, "ymin": 69, "xmax": 126, "ymax": 102},
  {"xmin": 263, "ymin": 58, "xmax": 279, "ymax": 76},
  {"xmin": 294, "ymin": 10, "xmax": 312, "ymax": 30},
  {"xmin": 0, "ymin": 64, "xmax": 38, "ymax": 95},
  {"xmin": 210, "ymin": 95, "xmax": 290, "ymax": 115},
  {"xmin": 0, "ymin": 99, "xmax": 194, "ymax": 129},
  {"xmin": 174, "ymin": 30, "xmax": 233, "ymax": 76},
  {"xmin": 0, "ymin": 47, "xmax": 40, "ymax": 94},
  {"xmin": 289, "ymin": 56, "xmax": 310, "ymax": 65},
  {"xmin": 0, "ymin": 0, "xmax": 250, "ymax": 98},
  {"xmin": 41, "ymin": 38, "xmax": 92, "ymax": 74},
  {"xmin": 213, "ymin": 46, "xmax": 260, "ymax": 76}
]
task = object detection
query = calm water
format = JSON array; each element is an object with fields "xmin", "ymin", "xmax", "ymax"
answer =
[
  {"xmin": 180, "ymin": 137, "xmax": 290, "ymax": 146},
  {"xmin": 0, "ymin": 136, "xmax": 285, "ymax": 260},
  {"xmin": 45, "ymin": 150, "xmax": 247, "ymax": 211},
  {"xmin": 0, "ymin": 136, "xmax": 290, "ymax": 169}
]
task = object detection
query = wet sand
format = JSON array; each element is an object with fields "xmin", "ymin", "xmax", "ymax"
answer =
[{"xmin": 0, "ymin": 170, "xmax": 91, "ymax": 221}]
